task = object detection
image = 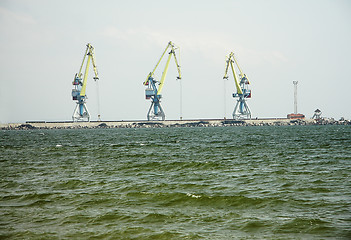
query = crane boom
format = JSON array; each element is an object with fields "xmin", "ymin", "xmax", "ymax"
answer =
[
  {"xmin": 144, "ymin": 41, "xmax": 181, "ymax": 85},
  {"xmin": 230, "ymin": 60, "xmax": 243, "ymax": 95},
  {"xmin": 80, "ymin": 54, "xmax": 91, "ymax": 97},
  {"xmin": 157, "ymin": 50, "xmax": 173, "ymax": 95},
  {"xmin": 232, "ymin": 55, "xmax": 250, "ymax": 84},
  {"xmin": 77, "ymin": 47, "xmax": 89, "ymax": 79},
  {"xmin": 173, "ymin": 52, "xmax": 181, "ymax": 79},
  {"xmin": 144, "ymin": 43, "xmax": 170, "ymax": 85}
]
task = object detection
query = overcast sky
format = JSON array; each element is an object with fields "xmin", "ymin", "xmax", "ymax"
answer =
[{"xmin": 1, "ymin": 0, "xmax": 350, "ymax": 123}]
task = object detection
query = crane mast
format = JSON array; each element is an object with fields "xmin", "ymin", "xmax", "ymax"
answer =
[
  {"xmin": 223, "ymin": 52, "xmax": 251, "ymax": 119},
  {"xmin": 143, "ymin": 41, "xmax": 181, "ymax": 121},
  {"xmin": 71, "ymin": 43, "xmax": 99, "ymax": 122}
]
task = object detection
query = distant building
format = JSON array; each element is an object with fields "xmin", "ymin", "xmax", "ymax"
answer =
[
  {"xmin": 312, "ymin": 109, "xmax": 322, "ymax": 120},
  {"xmin": 287, "ymin": 113, "xmax": 305, "ymax": 119}
]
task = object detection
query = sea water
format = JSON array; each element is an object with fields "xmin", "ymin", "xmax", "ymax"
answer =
[{"xmin": 0, "ymin": 125, "xmax": 350, "ymax": 239}]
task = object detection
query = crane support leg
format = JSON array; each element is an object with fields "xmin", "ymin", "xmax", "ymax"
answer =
[
  {"xmin": 72, "ymin": 101, "xmax": 90, "ymax": 122},
  {"xmin": 232, "ymin": 97, "xmax": 251, "ymax": 120},
  {"xmin": 147, "ymin": 98, "xmax": 165, "ymax": 121}
]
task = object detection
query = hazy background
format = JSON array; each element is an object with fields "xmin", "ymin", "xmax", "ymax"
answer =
[{"xmin": 1, "ymin": 0, "xmax": 350, "ymax": 123}]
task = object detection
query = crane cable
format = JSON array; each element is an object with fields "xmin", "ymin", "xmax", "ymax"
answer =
[
  {"xmin": 178, "ymin": 47, "xmax": 182, "ymax": 120},
  {"xmin": 95, "ymin": 79, "xmax": 101, "ymax": 121},
  {"xmin": 179, "ymin": 78, "xmax": 183, "ymax": 120},
  {"xmin": 223, "ymin": 78, "xmax": 227, "ymax": 119}
]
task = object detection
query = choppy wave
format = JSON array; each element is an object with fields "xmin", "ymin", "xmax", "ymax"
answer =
[{"xmin": 1, "ymin": 126, "xmax": 350, "ymax": 239}]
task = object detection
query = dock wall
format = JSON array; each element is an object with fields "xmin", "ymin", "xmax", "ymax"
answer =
[{"xmin": 2, "ymin": 118, "xmax": 348, "ymax": 130}]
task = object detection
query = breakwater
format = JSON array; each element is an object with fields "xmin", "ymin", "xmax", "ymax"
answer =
[{"xmin": 1, "ymin": 118, "xmax": 350, "ymax": 130}]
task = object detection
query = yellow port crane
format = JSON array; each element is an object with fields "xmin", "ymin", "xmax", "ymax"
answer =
[
  {"xmin": 71, "ymin": 43, "xmax": 99, "ymax": 122},
  {"xmin": 143, "ymin": 41, "xmax": 181, "ymax": 120},
  {"xmin": 223, "ymin": 52, "xmax": 251, "ymax": 119}
]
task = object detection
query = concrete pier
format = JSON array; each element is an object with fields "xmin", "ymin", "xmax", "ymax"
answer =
[{"xmin": 3, "ymin": 117, "xmax": 349, "ymax": 130}]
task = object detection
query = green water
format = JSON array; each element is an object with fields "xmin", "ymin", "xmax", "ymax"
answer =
[{"xmin": 1, "ymin": 125, "xmax": 350, "ymax": 239}]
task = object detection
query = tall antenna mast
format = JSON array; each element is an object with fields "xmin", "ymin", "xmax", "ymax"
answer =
[
  {"xmin": 293, "ymin": 81, "xmax": 298, "ymax": 114},
  {"xmin": 287, "ymin": 81, "xmax": 305, "ymax": 119}
]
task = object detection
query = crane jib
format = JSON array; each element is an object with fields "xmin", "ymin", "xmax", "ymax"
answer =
[
  {"xmin": 80, "ymin": 54, "xmax": 91, "ymax": 97},
  {"xmin": 157, "ymin": 52, "xmax": 173, "ymax": 95}
]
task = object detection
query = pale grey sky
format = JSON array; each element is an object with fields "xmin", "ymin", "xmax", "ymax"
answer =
[{"xmin": 1, "ymin": 0, "xmax": 350, "ymax": 123}]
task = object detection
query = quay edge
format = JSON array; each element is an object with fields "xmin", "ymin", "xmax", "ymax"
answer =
[{"xmin": 1, "ymin": 118, "xmax": 350, "ymax": 130}]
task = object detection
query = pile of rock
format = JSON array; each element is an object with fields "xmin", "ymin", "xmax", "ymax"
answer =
[
  {"xmin": 1, "ymin": 124, "xmax": 37, "ymax": 130},
  {"xmin": 314, "ymin": 118, "xmax": 351, "ymax": 125}
]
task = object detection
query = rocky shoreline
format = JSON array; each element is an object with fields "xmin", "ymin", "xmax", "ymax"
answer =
[{"xmin": 1, "ymin": 118, "xmax": 350, "ymax": 130}]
